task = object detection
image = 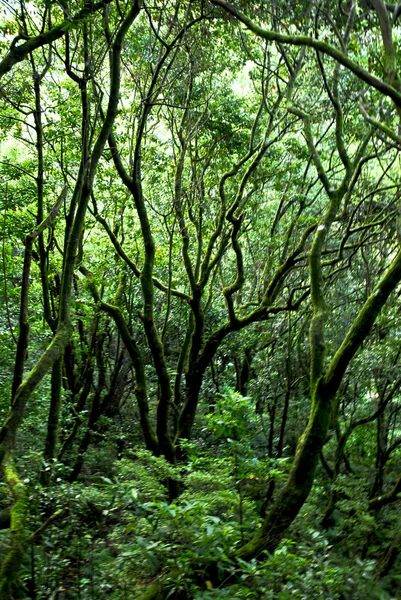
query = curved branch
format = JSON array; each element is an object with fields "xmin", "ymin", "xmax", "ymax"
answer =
[
  {"xmin": 369, "ymin": 473, "xmax": 401, "ymax": 509},
  {"xmin": 211, "ymin": 0, "xmax": 401, "ymax": 107},
  {"xmin": 0, "ymin": 0, "xmax": 114, "ymax": 79},
  {"xmin": 324, "ymin": 249, "xmax": 401, "ymax": 399}
]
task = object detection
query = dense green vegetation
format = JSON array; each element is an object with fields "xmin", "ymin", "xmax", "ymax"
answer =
[{"xmin": 1, "ymin": 0, "xmax": 401, "ymax": 597}]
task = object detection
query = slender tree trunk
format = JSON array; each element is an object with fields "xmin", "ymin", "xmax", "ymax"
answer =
[
  {"xmin": 40, "ymin": 357, "xmax": 62, "ymax": 486},
  {"xmin": 0, "ymin": 1, "xmax": 141, "ymax": 469}
]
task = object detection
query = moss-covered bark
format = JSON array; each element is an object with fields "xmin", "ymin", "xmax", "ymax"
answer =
[
  {"xmin": 10, "ymin": 234, "xmax": 33, "ymax": 404},
  {"xmin": 68, "ymin": 344, "xmax": 130, "ymax": 482},
  {"xmin": 85, "ymin": 277, "xmax": 159, "ymax": 455},
  {"xmin": 58, "ymin": 317, "xmax": 99, "ymax": 461},
  {"xmin": 236, "ymin": 381, "xmax": 332, "ymax": 559},
  {"xmin": 0, "ymin": 454, "xmax": 28, "ymax": 598},
  {"xmin": 135, "ymin": 6, "xmax": 401, "ymax": 588},
  {"xmin": 137, "ymin": 244, "xmax": 401, "ymax": 600},
  {"xmin": 368, "ymin": 473, "xmax": 401, "ymax": 510},
  {"xmin": 40, "ymin": 357, "xmax": 62, "ymax": 486},
  {"xmin": 176, "ymin": 223, "xmax": 315, "ymax": 443},
  {"xmin": 236, "ymin": 248, "xmax": 401, "ymax": 555},
  {"xmin": 0, "ymin": 324, "xmax": 71, "ymax": 468},
  {"xmin": 0, "ymin": 7, "xmax": 141, "ymax": 594},
  {"xmin": 10, "ymin": 187, "xmax": 66, "ymax": 404},
  {"xmin": 0, "ymin": 0, "xmax": 114, "ymax": 78},
  {"xmin": 32, "ymin": 62, "xmax": 56, "ymax": 333},
  {"xmin": 0, "ymin": 0, "xmax": 140, "ymax": 469},
  {"xmin": 211, "ymin": 0, "xmax": 401, "ymax": 107},
  {"xmin": 323, "ymin": 381, "xmax": 396, "ymax": 526},
  {"xmin": 109, "ymin": 63, "xmax": 179, "ymax": 462},
  {"xmin": 377, "ymin": 532, "xmax": 401, "ymax": 577}
]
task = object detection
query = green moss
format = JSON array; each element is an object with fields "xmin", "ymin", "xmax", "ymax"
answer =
[
  {"xmin": 0, "ymin": 453, "xmax": 28, "ymax": 599},
  {"xmin": 136, "ymin": 582, "xmax": 166, "ymax": 600}
]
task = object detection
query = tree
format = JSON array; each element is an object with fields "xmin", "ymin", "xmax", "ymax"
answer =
[{"xmin": 1, "ymin": 0, "xmax": 401, "ymax": 598}]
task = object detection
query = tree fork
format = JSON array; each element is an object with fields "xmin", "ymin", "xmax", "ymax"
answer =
[
  {"xmin": 0, "ymin": 0, "xmax": 141, "ymax": 469},
  {"xmin": 0, "ymin": 0, "xmax": 114, "ymax": 78},
  {"xmin": 137, "ymin": 249, "xmax": 401, "ymax": 599}
]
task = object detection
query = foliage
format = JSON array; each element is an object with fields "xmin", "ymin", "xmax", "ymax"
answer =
[{"xmin": 1, "ymin": 0, "xmax": 401, "ymax": 597}]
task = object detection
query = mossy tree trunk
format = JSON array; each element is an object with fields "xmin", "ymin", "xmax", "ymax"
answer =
[
  {"xmin": 0, "ymin": 4, "xmax": 141, "ymax": 593},
  {"xmin": 40, "ymin": 357, "xmax": 63, "ymax": 486},
  {"xmin": 136, "ymin": 5, "xmax": 401, "ymax": 593},
  {"xmin": 0, "ymin": 454, "xmax": 28, "ymax": 598},
  {"xmin": 0, "ymin": 0, "xmax": 141, "ymax": 469}
]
